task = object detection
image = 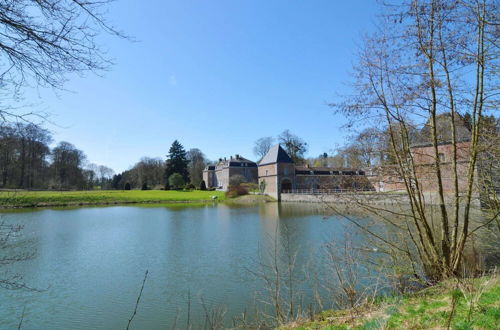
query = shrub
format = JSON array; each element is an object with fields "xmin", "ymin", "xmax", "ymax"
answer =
[
  {"xmin": 199, "ymin": 180, "xmax": 207, "ymax": 191},
  {"xmin": 168, "ymin": 173, "xmax": 185, "ymax": 190},
  {"xmin": 241, "ymin": 182, "xmax": 259, "ymax": 192},
  {"xmin": 225, "ymin": 185, "xmax": 249, "ymax": 198},
  {"xmin": 124, "ymin": 182, "xmax": 131, "ymax": 190},
  {"xmin": 141, "ymin": 182, "xmax": 149, "ymax": 190},
  {"xmin": 184, "ymin": 183, "xmax": 195, "ymax": 190}
]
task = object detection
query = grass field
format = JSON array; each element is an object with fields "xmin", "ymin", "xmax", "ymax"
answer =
[
  {"xmin": 283, "ymin": 276, "xmax": 499, "ymax": 329},
  {"xmin": 0, "ymin": 190, "xmax": 226, "ymax": 208}
]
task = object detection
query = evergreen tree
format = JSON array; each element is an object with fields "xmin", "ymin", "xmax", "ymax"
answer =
[
  {"xmin": 199, "ymin": 180, "xmax": 207, "ymax": 191},
  {"xmin": 111, "ymin": 174, "xmax": 122, "ymax": 189},
  {"xmin": 165, "ymin": 140, "xmax": 190, "ymax": 184}
]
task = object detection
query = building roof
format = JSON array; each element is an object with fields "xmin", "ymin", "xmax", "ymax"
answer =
[{"xmin": 258, "ymin": 144, "xmax": 294, "ymax": 166}]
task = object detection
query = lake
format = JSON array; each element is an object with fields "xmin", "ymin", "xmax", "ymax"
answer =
[{"xmin": 0, "ymin": 202, "xmax": 422, "ymax": 328}]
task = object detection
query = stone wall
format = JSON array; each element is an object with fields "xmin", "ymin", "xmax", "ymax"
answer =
[{"xmin": 280, "ymin": 192, "xmax": 480, "ymax": 206}]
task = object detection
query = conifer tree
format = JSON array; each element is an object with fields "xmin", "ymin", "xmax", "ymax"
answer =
[{"xmin": 165, "ymin": 140, "xmax": 190, "ymax": 185}]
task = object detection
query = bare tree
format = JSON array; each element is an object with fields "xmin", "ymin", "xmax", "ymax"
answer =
[
  {"xmin": 278, "ymin": 130, "xmax": 308, "ymax": 164},
  {"xmin": 0, "ymin": 221, "xmax": 36, "ymax": 291},
  {"xmin": 253, "ymin": 136, "xmax": 275, "ymax": 160},
  {"xmin": 0, "ymin": 0, "xmax": 126, "ymax": 122},
  {"xmin": 187, "ymin": 148, "xmax": 207, "ymax": 187},
  {"xmin": 333, "ymin": 0, "xmax": 499, "ymax": 280}
]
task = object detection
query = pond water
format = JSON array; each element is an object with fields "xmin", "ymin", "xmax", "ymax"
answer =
[{"xmin": 0, "ymin": 202, "xmax": 409, "ymax": 329}]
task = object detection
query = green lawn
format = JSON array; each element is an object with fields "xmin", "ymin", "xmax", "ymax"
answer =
[
  {"xmin": 0, "ymin": 190, "xmax": 225, "ymax": 208},
  {"xmin": 283, "ymin": 276, "xmax": 499, "ymax": 329}
]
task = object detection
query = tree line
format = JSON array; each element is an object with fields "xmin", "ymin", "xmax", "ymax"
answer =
[
  {"xmin": 111, "ymin": 140, "xmax": 209, "ymax": 191},
  {"xmin": 0, "ymin": 123, "xmax": 114, "ymax": 190}
]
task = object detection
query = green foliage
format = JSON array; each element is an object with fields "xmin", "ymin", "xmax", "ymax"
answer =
[
  {"xmin": 199, "ymin": 180, "xmax": 207, "ymax": 190},
  {"xmin": 259, "ymin": 180, "xmax": 266, "ymax": 193},
  {"xmin": 168, "ymin": 173, "xmax": 185, "ymax": 190},
  {"xmin": 184, "ymin": 183, "xmax": 195, "ymax": 190},
  {"xmin": 124, "ymin": 182, "xmax": 131, "ymax": 190},
  {"xmin": 165, "ymin": 140, "xmax": 189, "ymax": 183},
  {"xmin": 141, "ymin": 182, "xmax": 149, "ymax": 190},
  {"xmin": 283, "ymin": 277, "xmax": 499, "ymax": 330}
]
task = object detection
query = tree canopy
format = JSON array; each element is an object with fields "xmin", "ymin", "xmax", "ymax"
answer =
[{"xmin": 165, "ymin": 140, "xmax": 190, "ymax": 186}]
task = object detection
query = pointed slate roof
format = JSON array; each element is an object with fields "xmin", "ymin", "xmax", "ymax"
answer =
[{"xmin": 258, "ymin": 144, "xmax": 294, "ymax": 166}]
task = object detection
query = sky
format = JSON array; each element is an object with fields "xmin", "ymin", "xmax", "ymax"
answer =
[{"xmin": 27, "ymin": 0, "xmax": 380, "ymax": 173}]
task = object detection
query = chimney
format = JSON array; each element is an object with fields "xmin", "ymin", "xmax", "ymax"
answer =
[{"xmin": 236, "ymin": 154, "xmax": 240, "ymax": 159}]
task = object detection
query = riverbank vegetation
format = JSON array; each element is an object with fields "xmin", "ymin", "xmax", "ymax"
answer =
[
  {"xmin": 282, "ymin": 275, "xmax": 499, "ymax": 329},
  {"xmin": 0, "ymin": 190, "xmax": 225, "ymax": 208}
]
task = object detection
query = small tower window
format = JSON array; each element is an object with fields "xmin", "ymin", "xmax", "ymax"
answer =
[{"xmin": 438, "ymin": 153, "xmax": 445, "ymax": 162}]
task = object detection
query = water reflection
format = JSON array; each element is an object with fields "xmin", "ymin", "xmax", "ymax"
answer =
[{"xmin": 0, "ymin": 202, "xmax": 490, "ymax": 329}]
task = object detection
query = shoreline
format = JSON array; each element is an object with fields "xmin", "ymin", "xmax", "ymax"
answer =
[{"xmin": 0, "ymin": 199, "xmax": 223, "ymax": 209}]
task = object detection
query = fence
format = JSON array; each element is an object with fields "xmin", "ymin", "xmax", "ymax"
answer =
[{"xmin": 281, "ymin": 188, "xmax": 375, "ymax": 195}]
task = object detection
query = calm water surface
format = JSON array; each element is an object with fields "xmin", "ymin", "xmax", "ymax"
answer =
[{"xmin": 0, "ymin": 202, "xmax": 367, "ymax": 329}]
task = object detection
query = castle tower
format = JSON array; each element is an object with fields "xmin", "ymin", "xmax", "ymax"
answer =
[{"xmin": 257, "ymin": 144, "xmax": 295, "ymax": 200}]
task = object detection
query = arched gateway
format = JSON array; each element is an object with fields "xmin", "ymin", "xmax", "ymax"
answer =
[{"xmin": 281, "ymin": 178, "xmax": 292, "ymax": 193}]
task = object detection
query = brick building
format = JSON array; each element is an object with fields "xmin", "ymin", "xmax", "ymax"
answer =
[
  {"xmin": 204, "ymin": 145, "xmax": 371, "ymax": 199},
  {"xmin": 367, "ymin": 141, "xmax": 476, "ymax": 194},
  {"xmin": 257, "ymin": 145, "xmax": 372, "ymax": 200}
]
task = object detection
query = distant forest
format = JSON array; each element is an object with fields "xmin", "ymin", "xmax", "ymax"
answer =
[{"xmin": 0, "ymin": 123, "xmax": 208, "ymax": 191}]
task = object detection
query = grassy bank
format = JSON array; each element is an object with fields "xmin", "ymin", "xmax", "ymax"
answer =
[
  {"xmin": 283, "ymin": 276, "xmax": 499, "ymax": 329},
  {"xmin": 0, "ymin": 190, "xmax": 226, "ymax": 208}
]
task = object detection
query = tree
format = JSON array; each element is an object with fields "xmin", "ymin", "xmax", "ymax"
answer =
[
  {"xmin": 124, "ymin": 182, "xmax": 131, "ymax": 190},
  {"xmin": 334, "ymin": 0, "xmax": 498, "ymax": 280},
  {"xmin": 0, "ymin": 0, "xmax": 126, "ymax": 122},
  {"xmin": 97, "ymin": 165, "xmax": 115, "ymax": 187},
  {"xmin": 229, "ymin": 174, "xmax": 247, "ymax": 188},
  {"xmin": 186, "ymin": 148, "xmax": 207, "ymax": 187},
  {"xmin": 278, "ymin": 130, "xmax": 308, "ymax": 164},
  {"xmin": 253, "ymin": 136, "xmax": 275, "ymax": 160},
  {"xmin": 199, "ymin": 180, "xmax": 207, "ymax": 191},
  {"xmin": 0, "ymin": 123, "xmax": 52, "ymax": 189},
  {"xmin": 165, "ymin": 140, "xmax": 189, "ymax": 185},
  {"xmin": 111, "ymin": 174, "xmax": 123, "ymax": 189},
  {"xmin": 168, "ymin": 173, "xmax": 185, "ymax": 190},
  {"xmin": 51, "ymin": 141, "xmax": 86, "ymax": 189}
]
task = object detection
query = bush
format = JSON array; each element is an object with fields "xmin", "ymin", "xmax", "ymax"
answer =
[
  {"xmin": 184, "ymin": 183, "xmax": 195, "ymax": 190},
  {"xmin": 225, "ymin": 185, "xmax": 249, "ymax": 198},
  {"xmin": 168, "ymin": 173, "xmax": 185, "ymax": 190},
  {"xmin": 199, "ymin": 180, "xmax": 207, "ymax": 191},
  {"xmin": 141, "ymin": 182, "xmax": 149, "ymax": 190},
  {"xmin": 124, "ymin": 182, "xmax": 131, "ymax": 190},
  {"xmin": 241, "ymin": 182, "xmax": 259, "ymax": 192}
]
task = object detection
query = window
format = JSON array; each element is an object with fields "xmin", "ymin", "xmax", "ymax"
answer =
[
  {"xmin": 265, "ymin": 169, "xmax": 269, "ymax": 176},
  {"xmin": 438, "ymin": 153, "xmax": 445, "ymax": 162},
  {"xmin": 284, "ymin": 167, "xmax": 289, "ymax": 175}
]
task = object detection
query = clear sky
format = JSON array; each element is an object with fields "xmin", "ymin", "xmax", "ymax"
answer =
[{"xmin": 29, "ymin": 0, "xmax": 380, "ymax": 173}]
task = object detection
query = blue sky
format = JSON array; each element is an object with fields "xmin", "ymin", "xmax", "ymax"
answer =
[{"xmin": 29, "ymin": 0, "xmax": 379, "ymax": 173}]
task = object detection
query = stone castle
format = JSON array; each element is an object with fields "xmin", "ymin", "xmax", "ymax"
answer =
[
  {"xmin": 203, "ymin": 144, "xmax": 372, "ymax": 200},
  {"xmin": 203, "ymin": 141, "xmax": 480, "ymax": 201}
]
